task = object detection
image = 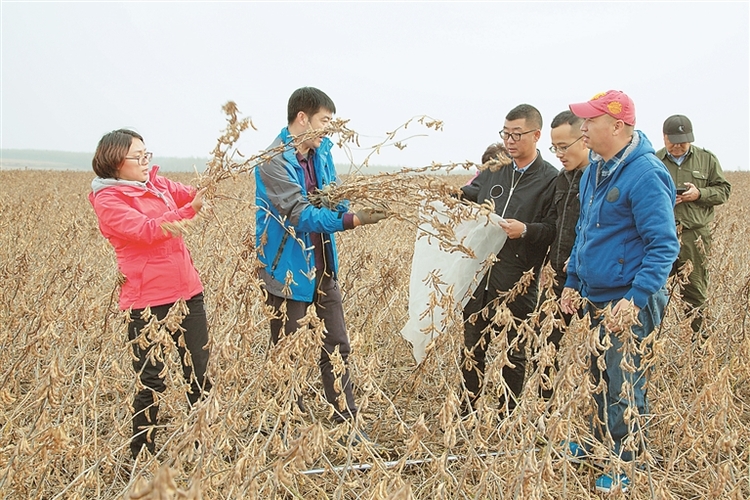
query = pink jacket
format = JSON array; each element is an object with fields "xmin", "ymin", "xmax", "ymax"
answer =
[{"xmin": 89, "ymin": 166, "xmax": 203, "ymax": 310}]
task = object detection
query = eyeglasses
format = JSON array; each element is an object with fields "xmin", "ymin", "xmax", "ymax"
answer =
[
  {"xmin": 549, "ymin": 136, "xmax": 583, "ymax": 155},
  {"xmin": 499, "ymin": 129, "xmax": 538, "ymax": 142},
  {"xmin": 124, "ymin": 152, "xmax": 153, "ymax": 165}
]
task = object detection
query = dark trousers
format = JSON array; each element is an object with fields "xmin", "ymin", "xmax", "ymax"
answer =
[
  {"xmin": 672, "ymin": 226, "xmax": 712, "ymax": 333},
  {"xmin": 266, "ymin": 274, "xmax": 357, "ymax": 423},
  {"xmin": 461, "ymin": 272, "xmax": 535, "ymax": 414},
  {"xmin": 128, "ymin": 293, "xmax": 212, "ymax": 459},
  {"xmin": 537, "ymin": 283, "xmax": 572, "ymax": 401}
]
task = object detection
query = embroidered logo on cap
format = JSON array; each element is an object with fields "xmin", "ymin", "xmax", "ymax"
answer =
[{"xmin": 607, "ymin": 102, "xmax": 623, "ymax": 116}]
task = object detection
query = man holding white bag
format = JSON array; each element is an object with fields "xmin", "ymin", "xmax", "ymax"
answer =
[{"xmin": 459, "ymin": 103, "xmax": 558, "ymax": 416}]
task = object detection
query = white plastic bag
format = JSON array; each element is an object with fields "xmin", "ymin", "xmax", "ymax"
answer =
[{"xmin": 400, "ymin": 200, "xmax": 507, "ymax": 364}]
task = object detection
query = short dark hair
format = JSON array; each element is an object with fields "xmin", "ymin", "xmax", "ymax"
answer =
[
  {"xmin": 506, "ymin": 104, "xmax": 543, "ymax": 130},
  {"xmin": 287, "ymin": 87, "xmax": 336, "ymax": 124},
  {"xmin": 551, "ymin": 110, "xmax": 583, "ymax": 129},
  {"xmin": 92, "ymin": 129, "xmax": 143, "ymax": 179}
]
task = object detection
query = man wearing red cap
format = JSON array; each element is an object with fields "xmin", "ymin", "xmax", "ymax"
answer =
[
  {"xmin": 656, "ymin": 115, "xmax": 731, "ymax": 334},
  {"xmin": 559, "ymin": 90, "xmax": 680, "ymax": 493}
]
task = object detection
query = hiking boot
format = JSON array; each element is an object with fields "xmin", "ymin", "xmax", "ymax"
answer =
[
  {"xmin": 595, "ymin": 472, "xmax": 630, "ymax": 493},
  {"xmin": 338, "ymin": 427, "xmax": 374, "ymax": 447},
  {"xmin": 564, "ymin": 441, "xmax": 588, "ymax": 464},
  {"xmin": 337, "ymin": 426, "xmax": 390, "ymax": 456}
]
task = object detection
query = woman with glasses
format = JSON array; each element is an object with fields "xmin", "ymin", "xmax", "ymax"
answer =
[{"xmin": 89, "ymin": 129, "xmax": 212, "ymax": 460}]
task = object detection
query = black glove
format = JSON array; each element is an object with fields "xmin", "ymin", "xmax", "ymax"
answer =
[{"xmin": 355, "ymin": 207, "xmax": 388, "ymax": 225}]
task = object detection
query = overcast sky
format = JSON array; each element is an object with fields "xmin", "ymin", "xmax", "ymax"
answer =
[{"xmin": 2, "ymin": 2, "xmax": 748, "ymax": 171}]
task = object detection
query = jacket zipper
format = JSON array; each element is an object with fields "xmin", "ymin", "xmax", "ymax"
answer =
[
  {"xmin": 577, "ymin": 173, "xmax": 593, "ymax": 281},
  {"xmin": 555, "ymin": 173, "xmax": 574, "ymax": 267},
  {"xmin": 270, "ymin": 232, "xmax": 289, "ymax": 273}
]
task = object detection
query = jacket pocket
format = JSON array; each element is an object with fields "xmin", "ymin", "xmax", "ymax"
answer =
[
  {"xmin": 582, "ymin": 228, "xmax": 626, "ymax": 289},
  {"xmin": 690, "ymin": 168, "xmax": 709, "ymax": 188},
  {"xmin": 554, "ymin": 190, "xmax": 566, "ymax": 206},
  {"xmin": 120, "ymin": 260, "xmax": 147, "ymax": 304},
  {"xmin": 590, "ymin": 251, "xmax": 625, "ymax": 288}
]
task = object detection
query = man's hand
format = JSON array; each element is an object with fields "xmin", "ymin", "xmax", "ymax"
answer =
[
  {"xmin": 499, "ymin": 218, "xmax": 526, "ymax": 239},
  {"xmin": 310, "ymin": 186, "xmax": 338, "ymax": 210},
  {"xmin": 676, "ymin": 182, "xmax": 700, "ymax": 204},
  {"xmin": 313, "ymin": 193, "xmax": 334, "ymax": 209},
  {"xmin": 606, "ymin": 298, "xmax": 640, "ymax": 333},
  {"xmin": 449, "ymin": 186, "xmax": 464, "ymax": 200},
  {"xmin": 354, "ymin": 207, "xmax": 388, "ymax": 226},
  {"xmin": 560, "ymin": 287, "xmax": 580, "ymax": 315},
  {"xmin": 191, "ymin": 187, "xmax": 208, "ymax": 213}
]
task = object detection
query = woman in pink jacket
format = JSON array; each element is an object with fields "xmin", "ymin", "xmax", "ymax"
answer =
[{"xmin": 89, "ymin": 129, "xmax": 211, "ymax": 460}]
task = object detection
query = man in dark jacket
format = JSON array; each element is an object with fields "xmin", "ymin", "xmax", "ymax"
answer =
[
  {"xmin": 548, "ymin": 111, "xmax": 589, "ymax": 289},
  {"xmin": 535, "ymin": 110, "xmax": 589, "ymax": 400},
  {"xmin": 460, "ymin": 104, "xmax": 558, "ymax": 415}
]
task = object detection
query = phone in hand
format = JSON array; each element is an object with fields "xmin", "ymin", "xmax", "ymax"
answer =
[{"xmin": 676, "ymin": 187, "xmax": 687, "ymax": 195}]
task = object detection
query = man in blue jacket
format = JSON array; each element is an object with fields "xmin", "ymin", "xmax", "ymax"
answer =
[
  {"xmin": 255, "ymin": 87, "xmax": 386, "ymax": 441},
  {"xmin": 560, "ymin": 90, "xmax": 680, "ymax": 494}
]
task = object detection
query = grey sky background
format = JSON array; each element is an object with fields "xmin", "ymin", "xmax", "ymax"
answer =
[{"xmin": 2, "ymin": 1, "xmax": 749, "ymax": 172}]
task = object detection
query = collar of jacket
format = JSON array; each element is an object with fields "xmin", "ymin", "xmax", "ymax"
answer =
[
  {"xmin": 564, "ymin": 164, "xmax": 588, "ymax": 181},
  {"xmin": 522, "ymin": 150, "xmax": 550, "ymax": 174},
  {"xmin": 655, "ymin": 144, "xmax": 694, "ymax": 162},
  {"xmin": 513, "ymin": 149, "xmax": 545, "ymax": 173},
  {"xmin": 591, "ymin": 130, "xmax": 653, "ymax": 185},
  {"xmin": 279, "ymin": 126, "xmax": 333, "ymax": 167},
  {"xmin": 90, "ymin": 165, "xmax": 161, "ymax": 197}
]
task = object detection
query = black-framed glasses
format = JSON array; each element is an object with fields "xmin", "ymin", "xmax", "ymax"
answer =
[
  {"xmin": 124, "ymin": 152, "xmax": 153, "ymax": 165},
  {"xmin": 499, "ymin": 129, "xmax": 538, "ymax": 142},
  {"xmin": 549, "ymin": 136, "xmax": 583, "ymax": 155}
]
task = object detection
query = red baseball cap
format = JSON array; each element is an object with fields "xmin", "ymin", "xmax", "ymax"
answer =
[{"xmin": 569, "ymin": 90, "xmax": 636, "ymax": 126}]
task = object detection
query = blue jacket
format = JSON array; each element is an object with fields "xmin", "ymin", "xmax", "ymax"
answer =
[
  {"xmin": 565, "ymin": 131, "xmax": 680, "ymax": 309},
  {"xmin": 255, "ymin": 127, "xmax": 350, "ymax": 302}
]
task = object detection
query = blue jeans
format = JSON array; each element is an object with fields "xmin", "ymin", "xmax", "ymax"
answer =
[{"xmin": 586, "ymin": 288, "xmax": 668, "ymax": 462}]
